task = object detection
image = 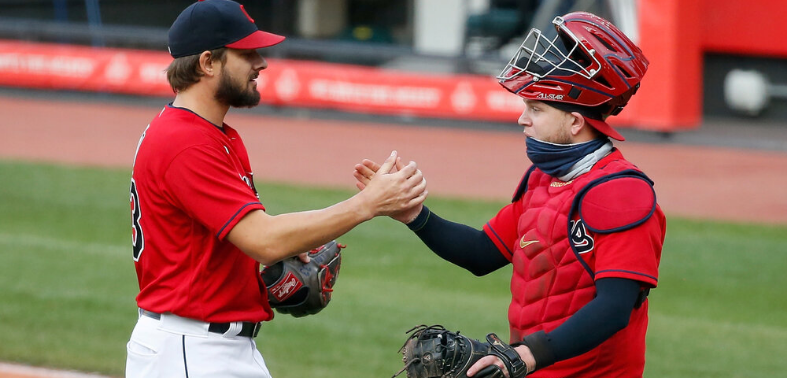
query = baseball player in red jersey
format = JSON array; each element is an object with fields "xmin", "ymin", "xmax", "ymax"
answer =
[
  {"xmin": 126, "ymin": 1, "xmax": 426, "ymax": 377},
  {"xmin": 354, "ymin": 12, "xmax": 665, "ymax": 378}
]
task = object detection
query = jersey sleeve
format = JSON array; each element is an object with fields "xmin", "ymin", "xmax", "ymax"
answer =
[
  {"xmin": 483, "ymin": 201, "xmax": 523, "ymax": 262},
  {"xmin": 592, "ymin": 207, "xmax": 665, "ymax": 287},
  {"xmin": 164, "ymin": 144, "xmax": 265, "ymax": 240}
]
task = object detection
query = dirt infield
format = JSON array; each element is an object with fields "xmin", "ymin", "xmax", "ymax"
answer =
[
  {"xmin": 2, "ymin": 94, "xmax": 787, "ymax": 225},
  {"xmin": 0, "ymin": 363, "xmax": 110, "ymax": 378}
]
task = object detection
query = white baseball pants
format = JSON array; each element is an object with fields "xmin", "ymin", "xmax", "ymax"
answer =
[{"xmin": 125, "ymin": 311, "xmax": 272, "ymax": 378}]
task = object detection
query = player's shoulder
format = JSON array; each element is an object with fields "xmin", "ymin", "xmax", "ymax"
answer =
[
  {"xmin": 151, "ymin": 105, "xmax": 202, "ymax": 129},
  {"xmin": 147, "ymin": 106, "xmax": 223, "ymax": 146},
  {"xmin": 577, "ymin": 170, "xmax": 657, "ymax": 233}
]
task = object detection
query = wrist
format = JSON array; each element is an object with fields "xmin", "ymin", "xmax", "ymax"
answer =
[
  {"xmin": 514, "ymin": 345, "xmax": 537, "ymax": 374},
  {"xmin": 350, "ymin": 192, "xmax": 376, "ymax": 222},
  {"xmin": 405, "ymin": 206, "xmax": 431, "ymax": 230},
  {"xmin": 398, "ymin": 205, "xmax": 423, "ymax": 224},
  {"xmin": 516, "ymin": 330, "xmax": 556, "ymax": 372}
]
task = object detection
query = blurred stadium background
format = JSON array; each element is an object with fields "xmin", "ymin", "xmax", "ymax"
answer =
[
  {"xmin": 2, "ymin": 0, "xmax": 787, "ymax": 128},
  {"xmin": 0, "ymin": 0, "xmax": 786, "ymax": 377}
]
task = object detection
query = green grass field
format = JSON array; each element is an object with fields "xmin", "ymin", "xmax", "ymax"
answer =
[{"xmin": 0, "ymin": 160, "xmax": 785, "ymax": 377}]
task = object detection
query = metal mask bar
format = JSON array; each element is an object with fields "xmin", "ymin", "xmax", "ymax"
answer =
[{"xmin": 497, "ymin": 16, "xmax": 601, "ymax": 82}]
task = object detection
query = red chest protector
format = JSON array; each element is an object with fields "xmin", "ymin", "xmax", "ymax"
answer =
[{"xmin": 507, "ymin": 150, "xmax": 656, "ymax": 342}]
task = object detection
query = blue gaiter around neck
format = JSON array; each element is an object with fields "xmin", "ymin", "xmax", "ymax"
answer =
[{"xmin": 526, "ymin": 137, "xmax": 609, "ymax": 178}]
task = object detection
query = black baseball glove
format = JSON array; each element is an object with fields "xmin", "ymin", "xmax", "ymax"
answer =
[
  {"xmin": 393, "ymin": 325, "xmax": 528, "ymax": 378},
  {"xmin": 260, "ymin": 240, "xmax": 344, "ymax": 318}
]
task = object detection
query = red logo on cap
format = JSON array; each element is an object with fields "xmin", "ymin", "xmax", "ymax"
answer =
[{"xmin": 239, "ymin": 5, "xmax": 254, "ymax": 23}]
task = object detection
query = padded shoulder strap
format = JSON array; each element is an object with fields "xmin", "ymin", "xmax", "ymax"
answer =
[
  {"xmin": 575, "ymin": 170, "xmax": 657, "ymax": 233},
  {"xmin": 512, "ymin": 165, "xmax": 538, "ymax": 203},
  {"xmin": 567, "ymin": 169, "xmax": 656, "ymax": 280}
]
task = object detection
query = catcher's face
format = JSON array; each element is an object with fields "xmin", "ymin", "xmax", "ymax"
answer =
[
  {"xmin": 214, "ymin": 48, "xmax": 266, "ymax": 108},
  {"xmin": 518, "ymin": 99, "xmax": 574, "ymax": 145}
]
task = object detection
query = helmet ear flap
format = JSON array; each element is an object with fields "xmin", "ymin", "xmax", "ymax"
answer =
[
  {"xmin": 599, "ymin": 83, "xmax": 640, "ymax": 117},
  {"xmin": 632, "ymin": 82, "xmax": 641, "ymax": 95}
]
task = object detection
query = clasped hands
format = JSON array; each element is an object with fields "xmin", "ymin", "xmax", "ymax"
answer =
[{"xmin": 353, "ymin": 151, "xmax": 427, "ymax": 224}]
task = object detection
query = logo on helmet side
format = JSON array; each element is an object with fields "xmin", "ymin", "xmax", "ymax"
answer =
[{"xmin": 537, "ymin": 93, "xmax": 564, "ymax": 101}]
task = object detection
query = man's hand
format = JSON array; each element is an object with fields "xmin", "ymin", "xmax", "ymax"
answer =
[
  {"xmin": 354, "ymin": 153, "xmax": 426, "ymax": 224},
  {"xmin": 467, "ymin": 343, "xmax": 535, "ymax": 378},
  {"xmin": 296, "ymin": 251, "xmax": 310, "ymax": 263}
]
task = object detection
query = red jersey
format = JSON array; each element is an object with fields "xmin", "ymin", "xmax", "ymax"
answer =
[
  {"xmin": 130, "ymin": 105, "xmax": 273, "ymax": 323},
  {"xmin": 484, "ymin": 150, "xmax": 665, "ymax": 377}
]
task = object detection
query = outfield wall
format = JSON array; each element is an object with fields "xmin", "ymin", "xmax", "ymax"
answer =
[{"xmin": 0, "ymin": 39, "xmax": 651, "ymax": 132}]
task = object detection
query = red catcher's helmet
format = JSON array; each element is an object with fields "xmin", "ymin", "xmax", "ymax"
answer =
[{"xmin": 497, "ymin": 12, "xmax": 649, "ymax": 118}]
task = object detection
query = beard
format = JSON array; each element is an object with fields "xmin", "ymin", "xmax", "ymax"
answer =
[
  {"xmin": 214, "ymin": 68, "xmax": 261, "ymax": 108},
  {"xmin": 544, "ymin": 117, "xmax": 575, "ymax": 145},
  {"xmin": 550, "ymin": 127, "xmax": 574, "ymax": 145}
]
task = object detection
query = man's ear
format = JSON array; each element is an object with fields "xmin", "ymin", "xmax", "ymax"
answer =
[
  {"xmin": 569, "ymin": 111, "xmax": 586, "ymax": 136},
  {"xmin": 198, "ymin": 51, "xmax": 215, "ymax": 76}
]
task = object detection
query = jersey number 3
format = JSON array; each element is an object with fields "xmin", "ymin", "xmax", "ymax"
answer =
[{"xmin": 130, "ymin": 179, "xmax": 145, "ymax": 261}]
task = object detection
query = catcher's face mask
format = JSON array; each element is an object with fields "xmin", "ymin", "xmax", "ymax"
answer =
[
  {"xmin": 496, "ymin": 11, "xmax": 649, "ymax": 114},
  {"xmin": 497, "ymin": 16, "xmax": 602, "ymax": 86}
]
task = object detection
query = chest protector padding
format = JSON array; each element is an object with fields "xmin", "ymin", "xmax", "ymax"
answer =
[{"xmin": 508, "ymin": 156, "xmax": 654, "ymax": 342}]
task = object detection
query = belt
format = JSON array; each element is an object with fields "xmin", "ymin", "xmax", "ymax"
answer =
[{"xmin": 140, "ymin": 309, "xmax": 261, "ymax": 338}]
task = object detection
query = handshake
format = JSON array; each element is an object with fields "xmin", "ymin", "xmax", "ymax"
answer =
[{"xmin": 353, "ymin": 151, "xmax": 427, "ymax": 225}]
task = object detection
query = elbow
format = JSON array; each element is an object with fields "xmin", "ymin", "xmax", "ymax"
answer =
[
  {"xmin": 466, "ymin": 260, "xmax": 502, "ymax": 276},
  {"xmin": 226, "ymin": 210, "xmax": 290, "ymax": 265},
  {"xmin": 254, "ymin": 253, "xmax": 281, "ymax": 267},
  {"xmin": 468, "ymin": 266, "xmax": 493, "ymax": 277},
  {"xmin": 609, "ymin": 309, "xmax": 631, "ymax": 332},
  {"xmin": 238, "ymin": 243, "xmax": 286, "ymax": 266}
]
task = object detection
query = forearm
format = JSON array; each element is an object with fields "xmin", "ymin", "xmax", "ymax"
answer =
[
  {"xmin": 227, "ymin": 194, "xmax": 372, "ymax": 265},
  {"xmin": 407, "ymin": 206, "xmax": 508, "ymax": 276}
]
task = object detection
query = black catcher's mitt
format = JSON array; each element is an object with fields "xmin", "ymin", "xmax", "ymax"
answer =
[
  {"xmin": 260, "ymin": 240, "xmax": 344, "ymax": 318},
  {"xmin": 393, "ymin": 325, "xmax": 495, "ymax": 378},
  {"xmin": 393, "ymin": 325, "xmax": 529, "ymax": 378}
]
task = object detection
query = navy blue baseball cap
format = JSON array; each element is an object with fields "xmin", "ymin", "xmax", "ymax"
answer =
[{"xmin": 168, "ymin": 0, "xmax": 285, "ymax": 58}]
